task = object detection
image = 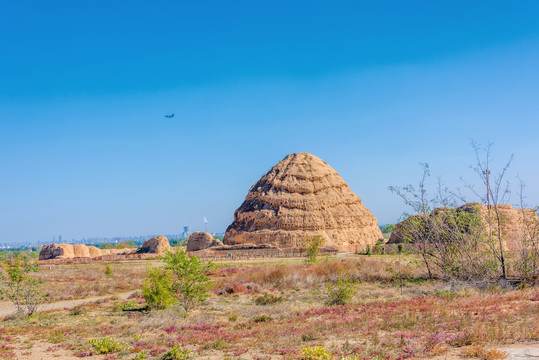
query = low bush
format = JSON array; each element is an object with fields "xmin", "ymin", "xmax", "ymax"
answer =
[
  {"xmin": 105, "ymin": 264, "xmax": 113, "ymax": 277},
  {"xmin": 244, "ymin": 282, "xmax": 263, "ymax": 292},
  {"xmin": 228, "ymin": 312, "xmax": 238, "ymax": 322},
  {"xmin": 47, "ymin": 331, "xmax": 64, "ymax": 344},
  {"xmin": 255, "ymin": 292, "xmax": 284, "ymax": 305},
  {"xmin": 161, "ymin": 344, "xmax": 191, "ymax": 360},
  {"xmin": 217, "ymin": 282, "xmax": 247, "ymax": 295},
  {"xmin": 212, "ymin": 339, "xmax": 228, "ymax": 350},
  {"xmin": 133, "ymin": 351, "xmax": 147, "ymax": 360},
  {"xmin": 142, "ymin": 266, "xmax": 176, "ymax": 310},
  {"xmin": 69, "ymin": 304, "xmax": 87, "ymax": 316},
  {"xmin": 300, "ymin": 331, "xmax": 318, "ymax": 342},
  {"xmin": 325, "ymin": 272, "xmax": 357, "ymax": 305},
  {"xmin": 251, "ymin": 314, "xmax": 272, "ymax": 322},
  {"xmin": 88, "ymin": 336, "xmax": 125, "ymax": 354},
  {"xmin": 302, "ymin": 236, "xmax": 325, "ymax": 265},
  {"xmin": 112, "ymin": 300, "xmax": 138, "ymax": 311},
  {"xmin": 302, "ymin": 346, "xmax": 331, "ymax": 360},
  {"xmin": 462, "ymin": 345, "xmax": 508, "ymax": 360}
]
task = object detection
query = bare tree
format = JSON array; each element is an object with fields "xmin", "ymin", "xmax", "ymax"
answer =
[{"xmin": 464, "ymin": 141, "xmax": 514, "ymax": 279}]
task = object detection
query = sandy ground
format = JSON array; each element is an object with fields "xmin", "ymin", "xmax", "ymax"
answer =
[
  {"xmin": 9, "ymin": 342, "xmax": 539, "ymax": 360},
  {"xmin": 503, "ymin": 344, "xmax": 539, "ymax": 359}
]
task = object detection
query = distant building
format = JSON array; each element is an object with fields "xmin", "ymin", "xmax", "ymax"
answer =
[{"xmin": 183, "ymin": 226, "xmax": 191, "ymax": 238}]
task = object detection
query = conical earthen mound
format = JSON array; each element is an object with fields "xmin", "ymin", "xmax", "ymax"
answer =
[{"xmin": 224, "ymin": 153, "xmax": 383, "ymax": 252}]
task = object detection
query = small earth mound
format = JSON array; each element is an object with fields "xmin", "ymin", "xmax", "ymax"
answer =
[
  {"xmin": 187, "ymin": 231, "xmax": 223, "ymax": 252},
  {"xmin": 136, "ymin": 235, "xmax": 171, "ymax": 254},
  {"xmin": 39, "ymin": 244, "xmax": 129, "ymax": 260},
  {"xmin": 39, "ymin": 235, "xmax": 172, "ymax": 260},
  {"xmin": 388, "ymin": 203, "xmax": 539, "ymax": 250}
]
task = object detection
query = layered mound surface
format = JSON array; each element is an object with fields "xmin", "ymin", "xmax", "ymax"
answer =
[{"xmin": 224, "ymin": 153, "xmax": 383, "ymax": 252}]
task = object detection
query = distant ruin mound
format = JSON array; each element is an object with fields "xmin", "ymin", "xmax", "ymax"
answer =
[
  {"xmin": 136, "ymin": 235, "xmax": 171, "ymax": 254},
  {"xmin": 39, "ymin": 244, "xmax": 130, "ymax": 260},
  {"xmin": 388, "ymin": 203, "xmax": 539, "ymax": 250},
  {"xmin": 187, "ymin": 231, "xmax": 223, "ymax": 252},
  {"xmin": 224, "ymin": 152, "xmax": 383, "ymax": 252},
  {"xmin": 39, "ymin": 235, "xmax": 172, "ymax": 260}
]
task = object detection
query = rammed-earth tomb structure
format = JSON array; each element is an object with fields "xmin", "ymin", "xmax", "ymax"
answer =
[
  {"xmin": 39, "ymin": 236, "xmax": 171, "ymax": 260},
  {"xmin": 224, "ymin": 153, "xmax": 383, "ymax": 252}
]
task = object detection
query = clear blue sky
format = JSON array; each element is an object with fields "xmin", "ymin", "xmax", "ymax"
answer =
[{"xmin": 1, "ymin": 1, "xmax": 539, "ymax": 244}]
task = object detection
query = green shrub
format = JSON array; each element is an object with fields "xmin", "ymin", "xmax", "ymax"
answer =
[
  {"xmin": 373, "ymin": 241, "xmax": 385, "ymax": 254},
  {"xmin": 0, "ymin": 254, "xmax": 48, "ymax": 316},
  {"xmin": 255, "ymin": 292, "xmax": 284, "ymax": 305},
  {"xmin": 161, "ymin": 344, "xmax": 191, "ymax": 360},
  {"xmin": 251, "ymin": 314, "xmax": 272, "ymax": 322},
  {"xmin": 112, "ymin": 300, "xmax": 138, "ymax": 312},
  {"xmin": 142, "ymin": 266, "xmax": 177, "ymax": 310},
  {"xmin": 47, "ymin": 331, "xmax": 64, "ymax": 344},
  {"xmin": 302, "ymin": 236, "xmax": 325, "ymax": 265},
  {"xmin": 302, "ymin": 346, "xmax": 331, "ymax": 360},
  {"xmin": 133, "ymin": 351, "xmax": 147, "ymax": 359},
  {"xmin": 104, "ymin": 264, "xmax": 113, "ymax": 277},
  {"xmin": 162, "ymin": 250, "xmax": 215, "ymax": 311},
  {"xmin": 88, "ymin": 336, "xmax": 126, "ymax": 354},
  {"xmin": 300, "ymin": 331, "xmax": 318, "ymax": 342},
  {"xmin": 69, "ymin": 304, "xmax": 86, "ymax": 316},
  {"xmin": 434, "ymin": 289, "xmax": 457, "ymax": 298},
  {"xmin": 358, "ymin": 245, "xmax": 372, "ymax": 255},
  {"xmin": 212, "ymin": 339, "xmax": 228, "ymax": 350},
  {"xmin": 325, "ymin": 272, "xmax": 357, "ymax": 306},
  {"xmin": 227, "ymin": 312, "xmax": 238, "ymax": 322}
]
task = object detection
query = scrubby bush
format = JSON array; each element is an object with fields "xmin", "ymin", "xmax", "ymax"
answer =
[
  {"xmin": 244, "ymin": 282, "xmax": 263, "ymax": 292},
  {"xmin": 255, "ymin": 292, "xmax": 284, "ymax": 305},
  {"xmin": 161, "ymin": 344, "xmax": 191, "ymax": 360},
  {"xmin": 462, "ymin": 345, "xmax": 508, "ymax": 360},
  {"xmin": 0, "ymin": 254, "xmax": 48, "ymax": 316},
  {"xmin": 251, "ymin": 314, "xmax": 272, "ymax": 322},
  {"xmin": 325, "ymin": 271, "xmax": 357, "ymax": 305},
  {"xmin": 217, "ymin": 282, "xmax": 248, "ymax": 295},
  {"xmin": 217, "ymin": 281, "xmax": 263, "ymax": 295},
  {"xmin": 302, "ymin": 346, "xmax": 331, "ymax": 360},
  {"xmin": 88, "ymin": 336, "xmax": 126, "ymax": 354},
  {"xmin": 112, "ymin": 300, "xmax": 138, "ymax": 311},
  {"xmin": 227, "ymin": 312, "xmax": 238, "ymax": 322},
  {"xmin": 105, "ymin": 264, "xmax": 113, "ymax": 277},
  {"xmin": 142, "ymin": 266, "xmax": 176, "ymax": 309},
  {"xmin": 300, "ymin": 331, "xmax": 318, "ymax": 342},
  {"xmin": 302, "ymin": 236, "xmax": 325, "ymax": 265},
  {"xmin": 212, "ymin": 339, "xmax": 228, "ymax": 350}
]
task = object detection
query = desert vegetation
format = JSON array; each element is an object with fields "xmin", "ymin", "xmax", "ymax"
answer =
[{"xmin": 0, "ymin": 252, "xmax": 537, "ymax": 359}]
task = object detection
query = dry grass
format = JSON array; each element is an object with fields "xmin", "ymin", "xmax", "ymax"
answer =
[
  {"xmin": 34, "ymin": 260, "xmax": 151, "ymax": 301},
  {"xmin": 212, "ymin": 254, "xmax": 426, "ymax": 291},
  {"xmin": 463, "ymin": 345, "xmax": 509, "ymax": 360}
]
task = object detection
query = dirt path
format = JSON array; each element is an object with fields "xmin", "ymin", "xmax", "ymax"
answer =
[
  {"xmin": 0, "ymin": 290, "xmax": 136, "ymax": 318},
  {"xmin": 502, "ymin": 344, "xmax": 539, "ymax": 359}
]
